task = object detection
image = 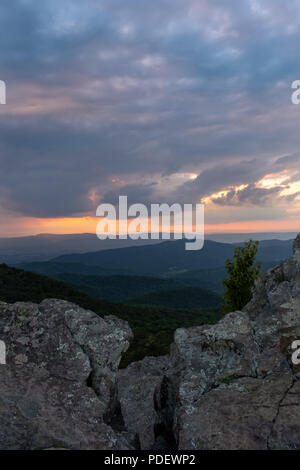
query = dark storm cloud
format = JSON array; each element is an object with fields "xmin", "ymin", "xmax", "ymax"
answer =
[
  {"xmin": 1, "ymin": 0, "xmax": 300, "ymax": 218},
  {"xmin": 173, "ymin": 158, "xmax": 271, "ymax": 203},
  {"xmin": 211, "ymin": 184, "xmax": 284, "ymax": 206},
  {"xmin": 102, "ymin": 183, "xmax": 159, "ymax": 208}
]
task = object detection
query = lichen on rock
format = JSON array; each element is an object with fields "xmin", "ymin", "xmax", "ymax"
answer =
[{"xmin": 0, "ymin": 299, "xmax": 133, "ymax": 450}]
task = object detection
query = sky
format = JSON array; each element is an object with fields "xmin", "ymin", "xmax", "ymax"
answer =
[{"xmin": 1, "ymin": 0, "xmax": 300, "ymax": 237}]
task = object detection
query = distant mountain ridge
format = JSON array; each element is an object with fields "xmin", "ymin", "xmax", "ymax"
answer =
[
  {"xmin": 0, "ymin": 233, "xmax": 162, "ymax": 265},
  {"xmin": 51, "ymin": 238, "xmax": 293, "ymax": 276},
  {"xmin": 0, "ymin": 232, "xmax": 297, "ymax": 264}
]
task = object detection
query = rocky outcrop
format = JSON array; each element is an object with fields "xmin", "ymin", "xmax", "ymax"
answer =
[
  {"xmin": 294, "ymin": 234, "xmax": 300, "ymax": 254},
  {"xmin": 0, "ymin": 299, "xmax": 133, "ymax": 450},
  {"xmin": 1, "ymin": 235, "xmax": 299, "ymax": 450},
  {"xmin": 118, "ymin": 234, "xmax": 300, "ymax": 450},
  {"xmin": 117, "ymin": 355, "xmax": 176, "ymax": 450}
]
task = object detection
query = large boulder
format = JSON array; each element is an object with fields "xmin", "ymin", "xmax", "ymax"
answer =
[
  {"xmin": 0, "ymin": 299, "xmax": 133, "ymax": 450},
  {"xmin": 170, "ymin": 233, "xmax": 300, "ymax": 449},
  {"xmin": 118, "ymin": 234, "xmax": 300, "ymax": 450}
]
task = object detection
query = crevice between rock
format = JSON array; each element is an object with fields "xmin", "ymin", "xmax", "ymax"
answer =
[
  {"xmin": 151, "ymin": 376, "xmax": 178, "ymax": 450},
  {"xmin": 266, "ymin": 375, "xmax": 295, "ymax": 449}
]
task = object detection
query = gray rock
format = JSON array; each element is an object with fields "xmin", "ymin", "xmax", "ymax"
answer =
[
  {"xmin": 117, "ymin": 356, "xmax": 171, "ymax": 449},
  {"xmin": 170, "ymin": 233, "xmax": 300, "ymax": 449},
  {"xmin": 0, "ymin": 299, "xmax": 133, "ymax": 450},
  {"xmin": 293, "ymin": 233, "xmax": 300, "ymax": 254},
  {"xmin": 177, "ymin": 374, "xmax": 293, "ymax": 450},
  {"xmin": 118, "ymin": 233, "xmax": 300, "ymax": 450}
]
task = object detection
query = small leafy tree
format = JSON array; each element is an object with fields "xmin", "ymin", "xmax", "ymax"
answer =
[{"xmin": 221, "ymin": 240, "xmax": 261, "ymax": 315}]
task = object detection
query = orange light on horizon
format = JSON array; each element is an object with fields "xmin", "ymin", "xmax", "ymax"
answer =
[
  {"xmin": 204, "ymin": 219, "xmax": 300, "ymax": 233},
  {"xmin": 1, "ymin": 214, "xmax": 300, "ymax": 238}
]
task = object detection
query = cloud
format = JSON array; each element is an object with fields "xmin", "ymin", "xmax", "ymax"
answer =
[
  {"xmin": 1, "ymin": 0, "xmax": 300, "ymax": 226},
  {"xmin": 210, "ymin": 184, "xmax": 285, "ymax": 206}
]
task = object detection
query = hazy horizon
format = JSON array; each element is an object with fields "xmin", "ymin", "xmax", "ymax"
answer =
[{"xmin": 1, "ymin": 230, "xmax": 297, "ymax": 241}]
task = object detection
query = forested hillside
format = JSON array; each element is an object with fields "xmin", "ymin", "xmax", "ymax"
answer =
[{"xmin": 0, "ymin": 264, "xmax": 221, "ymax": 365}]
